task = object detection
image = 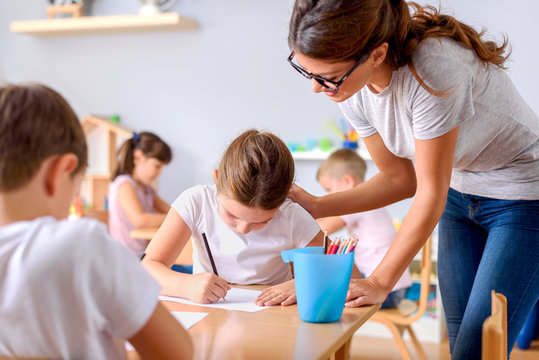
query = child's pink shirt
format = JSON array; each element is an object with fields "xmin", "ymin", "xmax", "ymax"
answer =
[
  {"xmin": 108, "ymin": 174, "xmax": 157, "ymax": 257},
  {"xmin": 341, "ymin": 208, "xmax": 412, "ymax": 291}
]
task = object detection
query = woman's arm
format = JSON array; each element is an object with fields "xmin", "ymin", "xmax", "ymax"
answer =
[
  {"xmin": 289, "ymin": 133, "xmax": 417, "ymax": 219},
  {"xmin": 142, "ymin": 209, "xmax": 230, "ymax": 303},
  {"xmin": 345, "ymin": 127, "xmax": 459, "ymax": 307},
  {"xmin": 118, "ymin": 182, "xmax": 166, "ymax": 227},
  {"xmin": 153, "ymin": 195, "xmax": 171, "ymax": 214}
]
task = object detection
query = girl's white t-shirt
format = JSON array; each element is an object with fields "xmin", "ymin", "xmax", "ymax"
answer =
[{"xmin": 172, "ymin": 185, "xmax": 321, "ymax": 285}]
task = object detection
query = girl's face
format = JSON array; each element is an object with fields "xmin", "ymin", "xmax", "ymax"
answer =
[
  {"xmin": 133, "ymin": 150, "xmax": 165, "ymax": 185},
  {"xmin": 217, "ymin": 193, "xmax": 279, "ymax": 235}
]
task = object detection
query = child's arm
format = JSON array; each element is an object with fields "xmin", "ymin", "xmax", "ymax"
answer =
[
  {"xmin": 316, "ymin": 216, "xmax": 346, "ymax": 235},
  {"xmin": 128, "ymin": 302, "xmax": 193, "ymax": 360},
  {"xmin": 153, "ymin": 195, "xmax": 171, "ymax": 214},
  {"xmin": 118, "ymin": 182, "xmax": 166, "ymax": 227},
  {"xmin": 142, "ymin": 208, "xmax": 230, "ymax": 303},
  {"xmin": 255, "ymin": 231, "xmax": 324, "ymax": 306}
]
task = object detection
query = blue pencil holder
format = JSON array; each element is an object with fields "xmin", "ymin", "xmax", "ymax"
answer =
[{"xmin": 281, "ymin": 247, "xmax": 354, "ymax": 323}]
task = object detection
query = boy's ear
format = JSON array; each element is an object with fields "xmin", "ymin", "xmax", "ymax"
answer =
[
  {"xmin": 44, "ymin": 153, "xmax": 79, "ymax": 196},
  {"xmin": 342, "ymin": 174, "xmax": 356, "ymax": 188},
  {"xmin": 212, "ymin": 169, "xmax": 218, "ymax": 182}
]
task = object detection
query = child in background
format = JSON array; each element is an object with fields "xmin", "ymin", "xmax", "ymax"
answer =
[
  {"xmin": 108, "ymin": 132, "xmax": 172, "ymax": 258},
  {"xmin": 0, "ymin": 84, "xmax": 192, "ymax": 359},
  {"xmin": 316, "ymin": 149, "xmax": 412, "ymax": 309},
  {"xmin": 142, "ymin": 129, "xmax": 324, "ymax": 306}
]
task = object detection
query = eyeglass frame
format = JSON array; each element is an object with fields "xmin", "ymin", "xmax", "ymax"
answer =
[{"xmin": 287, "ymin": 51, "xmax": 371, "ymax": 92}]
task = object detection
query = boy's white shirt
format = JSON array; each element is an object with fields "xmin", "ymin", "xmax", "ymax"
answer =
[
  {"xmin": 0, "ymin": 216, "xmax": 160, "ymax": 359},
  {"xmin": 172, "ymin": 185, "xmax": 321, "ymax": 285}
]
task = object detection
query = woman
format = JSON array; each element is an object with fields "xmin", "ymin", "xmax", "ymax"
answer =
[{"xmin": 286, "ymin": 0, "xmax": 538, "ymax": 358}]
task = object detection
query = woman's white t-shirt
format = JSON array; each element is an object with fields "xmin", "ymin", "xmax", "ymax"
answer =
[{"xmin": 172, "ymin": 185, "xmax": 321, "ymax": 285}]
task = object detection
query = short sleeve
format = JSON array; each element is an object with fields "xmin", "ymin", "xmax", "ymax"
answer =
[
  {"xmin": 77, "ymin": 220, "xmax": 161, "ymax": 339},
  {"xmin": 409, "ymin": 39, "xmax": 476, "ymax": 139},
  {"xmin": 284, "ymin": 201, "xmax": 321, "ymax": 248},
  {"xmin": 339, "ymin": 98, "xmax": 378, "ymax": 138},
  {"xmin": 171, "ymin": 185, "xmax": 204, "ymax": 232}
]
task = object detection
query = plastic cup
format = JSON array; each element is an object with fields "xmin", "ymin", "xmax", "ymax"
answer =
[{"xmin": 281, "ymin": 247, "xmax": 354, "ymax": 323}]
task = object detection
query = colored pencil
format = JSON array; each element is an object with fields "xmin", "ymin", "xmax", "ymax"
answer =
[
  {"xmin": 202, "ymin": 232, "xmax": 219, "ymax": 276},
  {"xmin": 323, "ymin": 230, "xmax": 329, "ymax": 254}
]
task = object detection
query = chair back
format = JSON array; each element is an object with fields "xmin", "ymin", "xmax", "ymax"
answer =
[
  {"xmin": 482, "ymin": 290, "xmax": 507, "ymax": 360},
  {"xmin": 405, "ymin": 235, "xmax": 432, "ymax": 323}
]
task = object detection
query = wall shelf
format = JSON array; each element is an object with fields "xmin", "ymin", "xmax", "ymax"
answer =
[{"xmin": 10, "ymin": 12, "xmax": 198, "ymax": 37}]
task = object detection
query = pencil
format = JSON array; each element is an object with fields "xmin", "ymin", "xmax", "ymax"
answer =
[
  {"xmin": 323, "ymin": 229, "xmax": 329, "ymax": 254},
  {"xmin": 202, "ymin": 232, "xmax": 219, "ymax": 276}
]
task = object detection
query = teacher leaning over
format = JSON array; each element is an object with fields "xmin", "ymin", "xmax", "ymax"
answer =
[{"xmin": 286, "ymin": 0, "xmax": 539, "ymax": 358}]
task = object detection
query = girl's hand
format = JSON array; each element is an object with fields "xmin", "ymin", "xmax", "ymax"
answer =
[
  {"xmin": 187, "ymin": 273, "xmax": 230, "ymax": 304},
  {"xmin": 344, "ymin": 276, "xmax": 389, "ymax": 307},
  {"xmin": 288, "ymin": 184, "xmax": 320, "ymax": 218},
  {"xmin": 255, "ymin": 280, "xmax": 296, "ymax": 306}
]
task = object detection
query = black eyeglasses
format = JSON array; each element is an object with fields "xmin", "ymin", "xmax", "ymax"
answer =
[{"xmin": 287, "ymin": 51, "xmax": 371, "ymax": 92}]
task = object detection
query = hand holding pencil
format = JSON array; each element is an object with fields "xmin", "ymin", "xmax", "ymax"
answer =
[{"xmin": 201, "ymin": 232, "xmax": 230, "ymax": 303}]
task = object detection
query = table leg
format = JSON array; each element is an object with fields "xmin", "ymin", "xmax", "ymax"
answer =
[{"xmin": 334, "ymin": 338, "xmax": 352, "ymax": 360}]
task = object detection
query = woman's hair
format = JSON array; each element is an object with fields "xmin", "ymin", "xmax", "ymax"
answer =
[
  {"xmin": 0, "ymin": 83, "xmax": 87, "ymax": 191},
  {"xmin": 113, "ymin": 132, "xmax": 172, "ymax": 179},
  {"xmin": 216, "ymin": 129, "xmax": 295, "ymax": 210},
  {"xmin": 288, "ymin": 0, "xmax": 510, "ymax": 96}
]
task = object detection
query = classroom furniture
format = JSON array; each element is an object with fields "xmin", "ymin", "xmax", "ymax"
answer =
[
  {"xmin": 46, "ymin": 3, "xmax": 83, "ymax": 19},
  {"xmin": 10, "ymin": 13, "xmax": 197, "ymax": 37},
  {"xmin": 482, "ymin": 290, "xmax": 507, "ymax": 360},
  {"xmin": 367, "ymin": 236, "xmax": 433, "ymax": 360},
  {"xmin": 518, "ymin": 299, "xmax": 539, "ymax": 349},
  {"xmin": 128, "ymin": 285, "xmax": 380, "ymax": 360},
  {"xmin": 80, "ymin": 115, "xmax": 132, "ymax": 211}
]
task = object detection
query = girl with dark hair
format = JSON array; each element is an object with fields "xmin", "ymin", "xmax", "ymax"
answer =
[
  {"xmin": 108, "ymin": 131, "xmax": 172, "ymax": 257},
  {"xmin": 287, "ymin": 1, "xmax": 538, "ymax": 358}
]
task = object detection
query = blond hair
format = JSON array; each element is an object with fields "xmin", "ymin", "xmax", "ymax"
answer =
[
  {"xmin": 317, "ymin": 148, "xmax": 367, "ymax": 182},
  {"xmin": 216, "ymin": 129, "xmax": 295, "ymax": 210}
]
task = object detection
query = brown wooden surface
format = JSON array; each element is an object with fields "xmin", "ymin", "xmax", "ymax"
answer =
[{"xmin": 158, "ymin": 285, "xmax": 379, "ymax": 360}]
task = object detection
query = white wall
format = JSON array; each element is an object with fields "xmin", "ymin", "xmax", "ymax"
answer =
[{"xmin": 1, "ymin": 0, "xmax": 537, "ymax": 220}]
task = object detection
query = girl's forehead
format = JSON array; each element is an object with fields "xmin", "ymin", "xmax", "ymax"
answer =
[{"xmin": 218, "ymin": 193, "xmax": 278, "ymax": 222}]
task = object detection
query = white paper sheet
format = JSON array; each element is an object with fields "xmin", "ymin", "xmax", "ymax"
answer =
[
  {"xmin": 171, "ymin": 311, "xmax": 208, "ymax": 329},
  {"xmin": 159, "ymin": 287, "xmax": 269, "ymax": 312}
]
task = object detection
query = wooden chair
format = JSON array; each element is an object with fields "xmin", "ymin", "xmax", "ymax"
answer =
[
  {"xmin": 368, "ymin": 236, "xmax": 432, "ymax": 360},
  {"xmin": 482, "ymin": 290, "xmax": 507, "ymax": 360}
]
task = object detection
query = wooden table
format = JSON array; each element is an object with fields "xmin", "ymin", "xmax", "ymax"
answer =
[{"xmin": 157, "ymin": 285, "xmax": 379, "ymax": 360}]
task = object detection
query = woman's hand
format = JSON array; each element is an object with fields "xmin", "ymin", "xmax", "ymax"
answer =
[
  {"xmin": 288, "ymin": 184, "xmax": 320, "ymax": 218},
  {"xmin": 186, "ymin": 272, "xmax": 230, "ymax": 304},
  {"xmin": 344, "ymin": 276, "xmax": 389, "ymax": 307},
  {"xmin": 255, "ymin": 280, "xmax": 296, "ymax": 306}
]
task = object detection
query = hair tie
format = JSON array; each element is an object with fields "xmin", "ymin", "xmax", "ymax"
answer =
[{"xmin": 132, "ymin": 131, "xmax": 140, "ymax": 142}]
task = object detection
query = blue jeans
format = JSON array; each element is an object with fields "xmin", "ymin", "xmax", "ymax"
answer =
[{"xmin": 438, "ymin": 188, "xmax": 539, "ymax": 359}]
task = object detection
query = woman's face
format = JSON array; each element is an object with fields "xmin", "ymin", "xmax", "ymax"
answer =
[{"xmin": 294, "ymin": 53, "xmax": 373, "ymax": 102}]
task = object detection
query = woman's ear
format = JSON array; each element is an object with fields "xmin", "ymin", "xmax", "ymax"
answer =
[
  {"xmin": 212, "ymin": 169, "xmax": 218, "ymax": 182},
  {"xmin": 370, "ymin": 42, "xmax": 389, "ymax": 67},
  {"xmin": 44, "ymin": 153, "xmax": 79, "ymax": 196}
]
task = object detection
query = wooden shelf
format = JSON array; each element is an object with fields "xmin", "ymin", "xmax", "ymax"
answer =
[{"xmin": 10, "ymin": 12, "xmax": 198, "ymax": 37}]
